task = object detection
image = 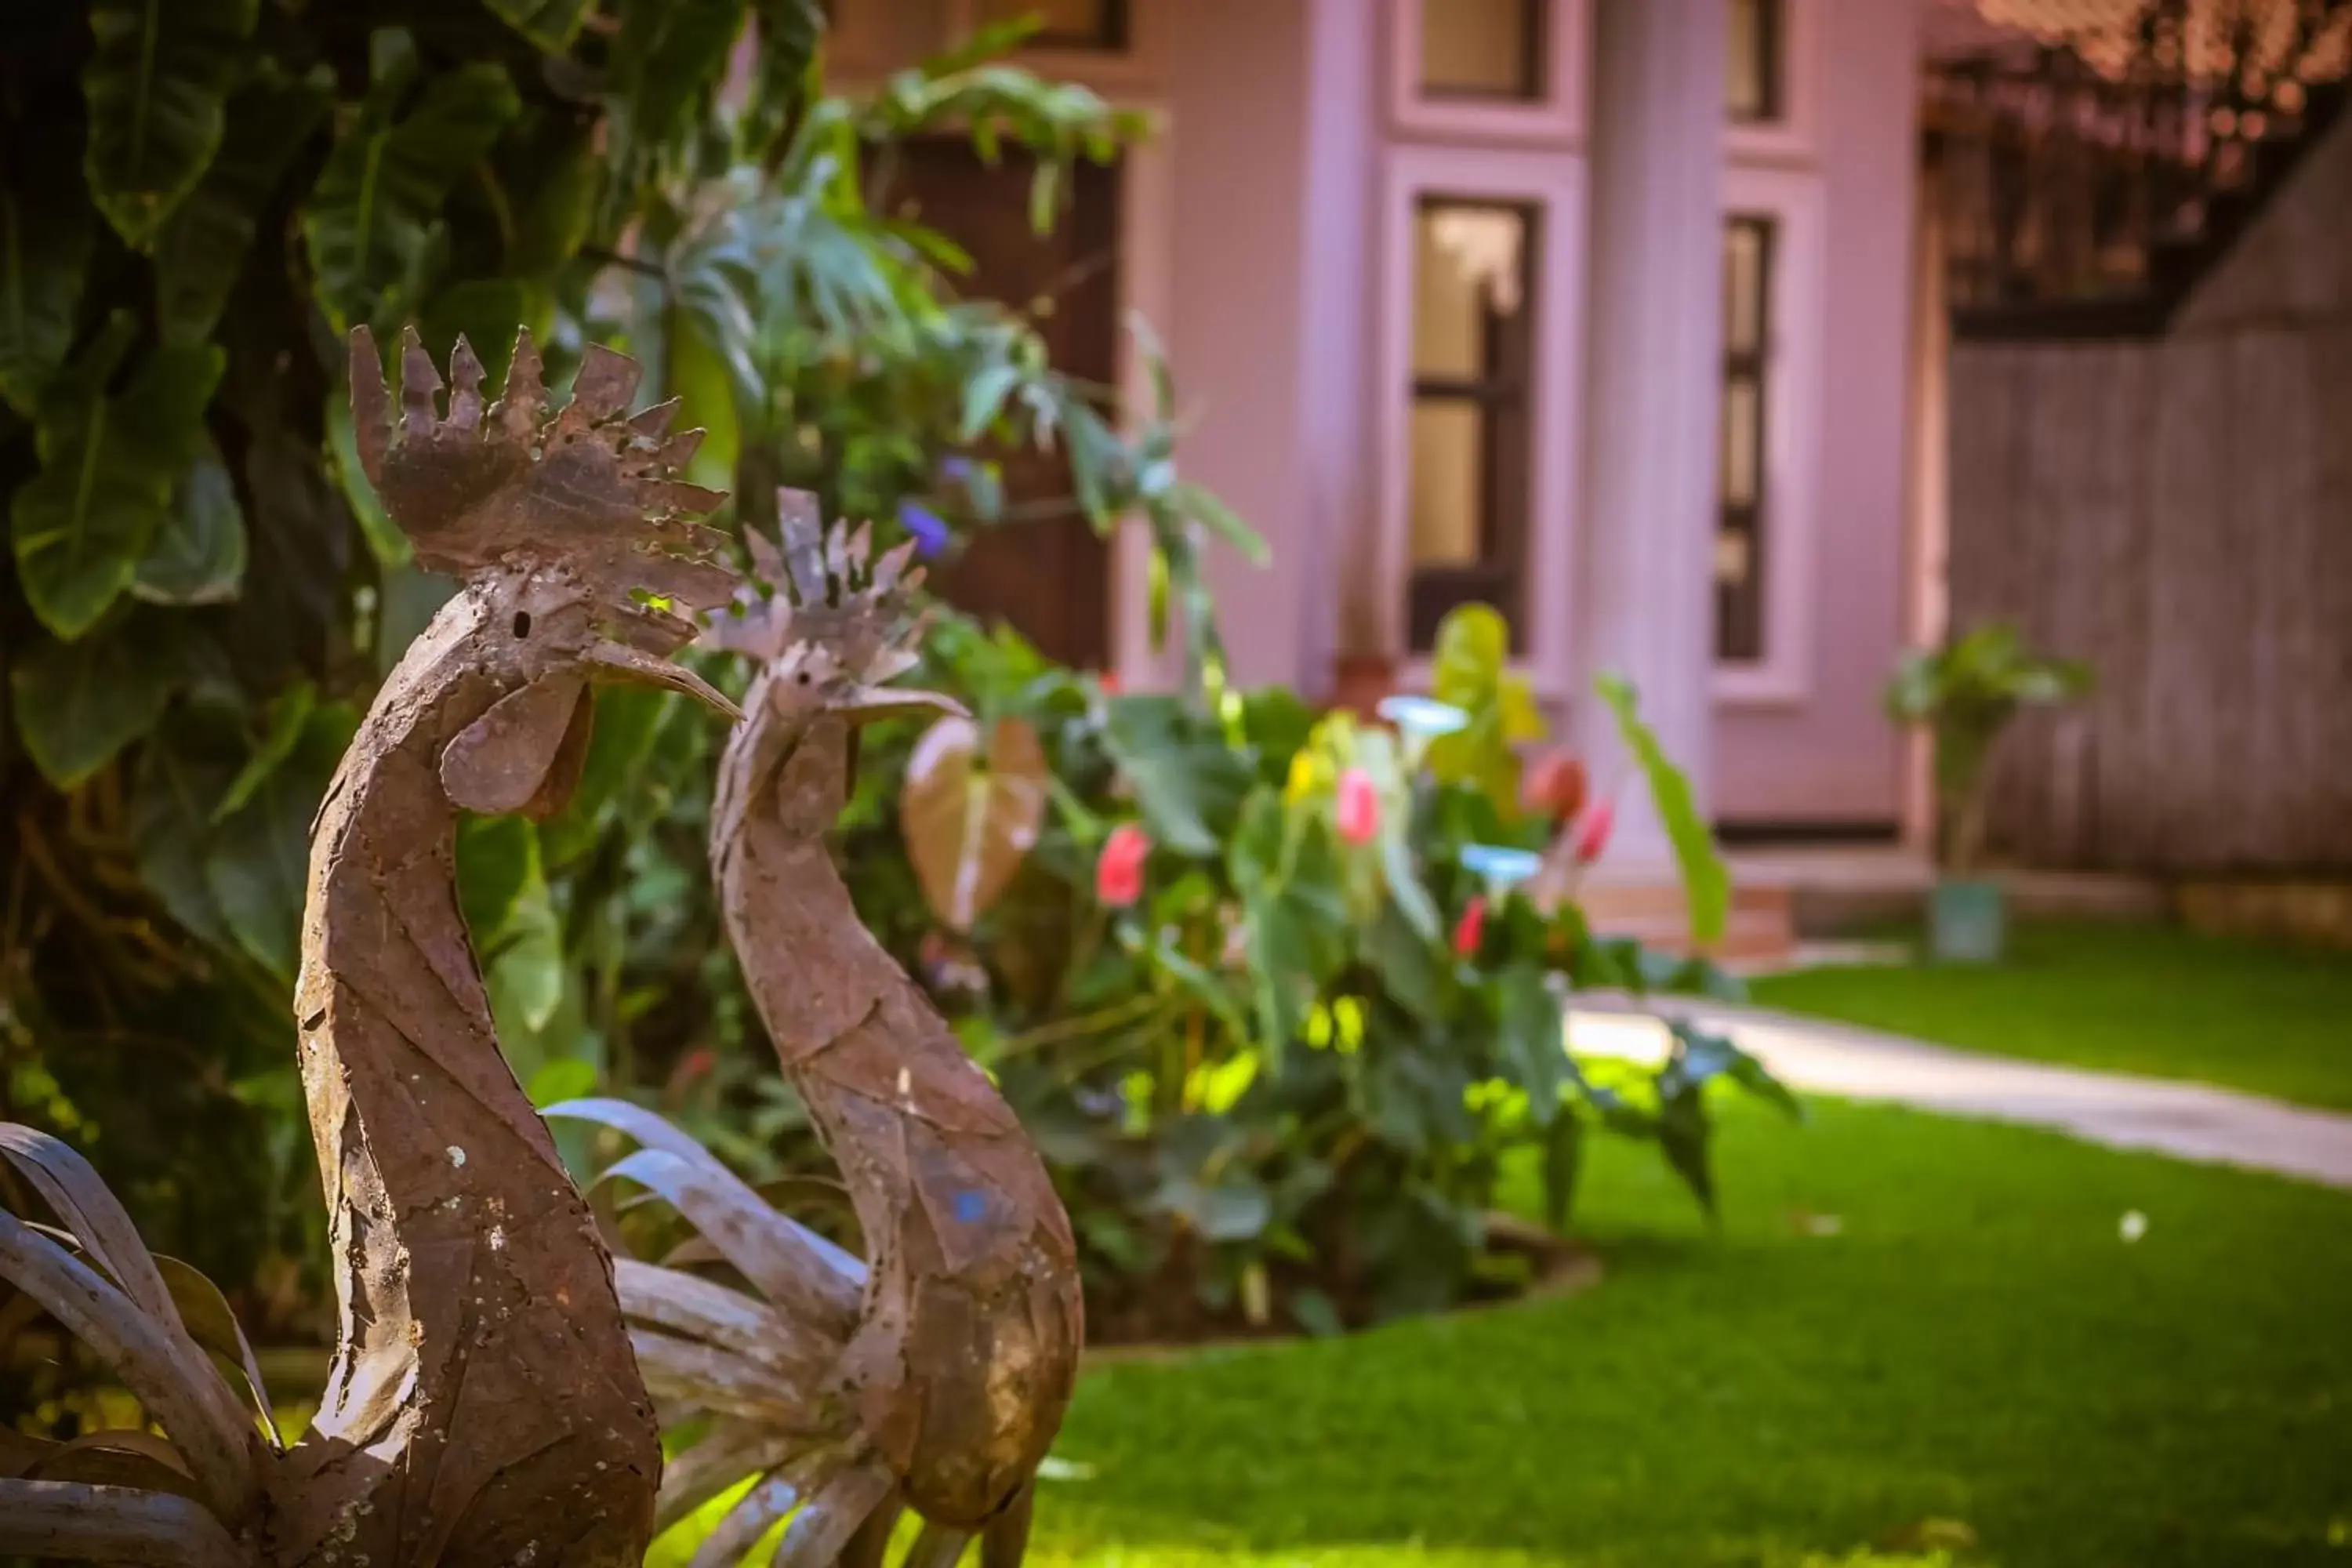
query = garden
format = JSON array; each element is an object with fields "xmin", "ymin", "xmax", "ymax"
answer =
[{"xmin": 4, "ymin": 2, "xmax": 2350, "ymax": 1564}]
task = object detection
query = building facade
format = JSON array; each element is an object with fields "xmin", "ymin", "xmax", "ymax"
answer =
[{"xmin": 829, "ymin": 0, "xmax": 1931, "ymax": 858}]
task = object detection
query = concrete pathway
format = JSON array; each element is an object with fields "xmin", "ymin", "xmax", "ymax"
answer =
[{"xmin": 1566, "ymin": 1000, "xmax": 2352, "ymax": 1191}]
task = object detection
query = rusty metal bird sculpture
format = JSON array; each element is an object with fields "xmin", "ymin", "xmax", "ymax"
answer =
[
  {"xmin": 3, "ymin": 325, "xmax": 745, "ymax": 1568},
  {"xmin": 556, "ymin": 490, "xmax": 1083, "ymax": 1568}
]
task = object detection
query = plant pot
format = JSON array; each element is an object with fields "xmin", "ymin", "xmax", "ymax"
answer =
[
  {"xmin": 1331, "ymin": 652, "xmax": 1399, "ymax": 717},
  {"xmin": 1929, "ymin": 877, "xmax": 2006, "ymax": 964}
]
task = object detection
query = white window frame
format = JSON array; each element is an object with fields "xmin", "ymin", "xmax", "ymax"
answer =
[
  {"xmin": 1376, "ymin": 144, "xmax": 1589, "ymax": 701},
  {"xmin": 1388, "ymin": 0, "xmax": 1590, "ymax": 147},
  {"xmin": 1712, "ymin": 162, "xmax": 1824, "ymax": 706},
  {"xmin": 943, "ymin": 0, "xmax": 1168, "ymax": 93},
  {"xmin": 1726, "ymin": 0, "xmax": 1820, "ymax": 165}
]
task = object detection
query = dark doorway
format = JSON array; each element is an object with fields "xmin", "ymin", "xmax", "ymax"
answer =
[{"xmin": 884, "ymin": 140, "xmax": 1122, "ymax": 670}]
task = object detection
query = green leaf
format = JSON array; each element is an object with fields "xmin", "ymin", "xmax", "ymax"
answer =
[
  {"xmin": 1425, "ymin": 604, "xmax": 1543, "ymax": 818},
  {"xmin": 1100, "ymin": 695, "xmax": 1253, "ymax": 858},
  {"xmin": 151, "ymin": 64, "xmax": 333, "ymax": 344},
  {"xmin": 1540, "ymin": 1109, "xmax": 1584, "ymax": 1231},
  {"xmin": 1656, "ymin": 1076, "xmax": 1716, "ymax": 1218},
  {"xmin": 1494, "ymin": 964, "xmax": 1567, "ymax": 1123},
  {"xmin": 301, "ymin": 40, "xmax": 521, "ymax": 333},
  {"xmin": 132, "ymin": 441, "xmax": 245, "ymax": 605},
  {"xmin": 82, "ymin": 0, "xmax": 259, "ymax": 247},
  {"xmin": 1594, "ymin": 673, "xmax": 1730, "ymax": 946},
  {"xmin": 11, "ymin": 334, "xmax": 226, "ymax": 637},
  {"xmin": 959, "ymin": 363, "xmax": 1022, "ymax": 442},
  {"xmin": 527, "ymin": 1058, "xmax": 599, "ymax": 1108},
  {"xmin": 325, "ymin": 395, "xmax": 408, "ymax": 568},
  {"xmin": 457, "ymin": 816, "xmax": 567, "ymax": 1036},
  {"xmin": 615, "ymin": 0, "xmax": 748, "ymax": 150},
  {"xmin": 9, "ymin": 619, "xmax": 190, "ymax": 789},
  {"xmin": 129, "ymin": 700, "xmax": 246, "ymax": 951},
  {"xmin": 485, "ymin": 0, "xmax": 600, "ymax": 50},
  {"xmin": 203, "ymin": 699, "xmax": 356, "ymax": 980},
  {"xmin": 0, "ymin": 161, "xmax": 93, "ymax": 412},
  {"xmin": 210, "ymin": 683, "xmax": 316, "ymax": 824}
]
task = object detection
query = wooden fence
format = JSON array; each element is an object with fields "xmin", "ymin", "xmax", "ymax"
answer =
[{"xmin": 1946, "ymin": 331, "xmax": 2352, "ymax": 873}]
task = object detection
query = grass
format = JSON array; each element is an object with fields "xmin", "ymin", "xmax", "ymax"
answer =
[
  {"xmin": 1749, "ymin": 920, "xmax": 2352, "ymax": 1112},
  {"xmin": 658, "ymin": 1098, "xmax": 2352, "ymax": 1568}
]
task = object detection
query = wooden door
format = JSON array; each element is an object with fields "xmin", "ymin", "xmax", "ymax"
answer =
[{"xmin": 885, "ymin": 140, "xmax": 1121, "ymax": 670}]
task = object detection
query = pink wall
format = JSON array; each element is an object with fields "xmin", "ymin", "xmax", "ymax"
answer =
[
  {"xmin": 1161, "ymin": 0, "xmax": 1328, "ymax": 691},
  {"xmin": 1715, "ymin": 0, "xmax": 1923, "ymax": 825}
]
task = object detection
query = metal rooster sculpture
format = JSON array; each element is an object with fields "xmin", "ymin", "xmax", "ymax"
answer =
[
  {"xmin": 2, "ymin": 325, "xmax": 745, "ymax": 1567},
  {"xmin": 557, "ymin": 491, "xmax": 1083, "ymax": 1567}
]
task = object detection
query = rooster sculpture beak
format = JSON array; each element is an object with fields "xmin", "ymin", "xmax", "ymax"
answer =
[
  {"xmin": 835, "ymin": 686, "xmax": 968, "ymax": 727},
  {"xmin": 586, "ymin": 640, "xmax": 744, "ymax": 722}
]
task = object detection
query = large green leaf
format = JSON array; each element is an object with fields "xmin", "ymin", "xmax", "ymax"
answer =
[
  {"xmin": 1100, "ymin": 695, "xmax": 1253, "ymax": 858},
  {"xmin": 11, "ymin": 329, "xmax": 225, "ymax": 637},
  {"xmin": 131, "ymin": 439, "xmax": 245, "ymax": 605},
  {"xmin": 9, "ymin": 619, "xmax": 191, "ymax": 789},
  {"xmin": 614, "ymin": 0, "xmax": 750, "ymax": 150},
  {"xmin": 0, "ymin": 160, "xmax": 92, "ymax": 413},
  {"xmin": 301, "ymin": 34, "xmax": 520, "ymax": 333},
  {"xmin": 1594, "ymin": 673, "xmax": 1731, "ymax": 946},
  {"xmin": 82, "ymin": 0, "xmax": 259, "ymax": 248},
  {"xmin": 1493, "ymin": 964, "xmax": 1566, "ymax": 1123},
  {"xmin": 1228, "ymin": 790, "xmax": 1351, "ymax": 1057},
  {"xmin": 203, "ymin": 699, "xmax": 358, "ymax": 980},
  {"xmin": 151, "ymin": 64, "xmax": 333, "ymax": 344},
  {"xmin": 129, "ymin": 700, "xmax": 247, "ymax": 951},
  {"xmin": 456, "ymin": 816, "xmax": 566, "ymax": 1036}
]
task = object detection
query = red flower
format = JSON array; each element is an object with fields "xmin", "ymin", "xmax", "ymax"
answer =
[
  {"xmin": 678, "ymin": 1048, "xmax": 717, "ymax": 1084},
  {"xmin": 1522, "ymin": 750, "xmax": 1590, "ymax": 824},
  {"xmin": 1098, "ymin": 671, "xmax": 1123, "ymax": 695},
  {"xmin": 1452, "ymin": 896, "xmax": 1487, "ymax": 958},
  {"xmin": 1334, "ymin": 767, "xmax": 1381, "ymax": 846},
  {"xmin": 1097, "ymin": 822, "xmax": 1151, "ymax": 908},
  {"xmin": 1572, "ymin": 797, "xmax": 1616, "ymax": 866}
]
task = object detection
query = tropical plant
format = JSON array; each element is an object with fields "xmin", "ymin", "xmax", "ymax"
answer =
[
  {"xmin": 821, "ymin": 604, "xmax": 1798, "ymax": 1338},
  {"xmin": 1885, "ymin": 623, "xmax": 2092, "ymax": 875},
  {"xmin": 0, "ymin": 0, "xmax": 1237, "ymax": 1327}
]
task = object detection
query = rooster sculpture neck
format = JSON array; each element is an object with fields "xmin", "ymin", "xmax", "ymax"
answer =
[
  {"xmin": 273, "ymin": 328, "xmax": 742, "ymax": 1567},
  {"xmin": 703, "ymin": 495, "xmax": 1083, "ymax": 1560}
]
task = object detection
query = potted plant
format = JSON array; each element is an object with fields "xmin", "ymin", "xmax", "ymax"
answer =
[{"xmin": 1885, "ymin": 624, "xmax": 2092, "ymax": 963}]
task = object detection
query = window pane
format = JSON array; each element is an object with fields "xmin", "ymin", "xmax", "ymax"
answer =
[
  {"xmin": 1728, "ymin": 0, "xmax": 1781, "ymax": 122},
  {"xmin": 1717, "ymin": 211, "xmax": 1776, "ymax": 664},
  {"xmin": 978, "ymin": 0, "xmax": 1128, "ymax": 50},
  {"xmin": 1720, "ymin": 379, "xmax": 1762, "ymax": 508},
  {"xmin": 1421, "ymin": 0, "xmax": 1546, "ymax": 101},
  {"xmin": 1413, "ymin": 201, "xmax": 1533, "ymax": 381},
  {"xmin": 1725, "ymin": 221, "xmax": 1769, "ymax": 355},
  {"xmin": 1410, "ymin": 401, "xmax": 1486, "ymax": 567}
]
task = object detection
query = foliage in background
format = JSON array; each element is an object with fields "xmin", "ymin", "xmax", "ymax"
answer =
[
  {"xmin": 1884, "ymin": 623, "xmax": 2092, "ymax": 876},
  {"xmin": 809, "ymin": 604, "xmax": 1795, "ymax": 1339},
  {"xmin": 0, "ymin": 0, "xmax": 1238, "ymax": 1329}
]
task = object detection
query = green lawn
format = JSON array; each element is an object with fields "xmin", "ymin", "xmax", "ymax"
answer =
[
  {"xmin": 1750, "ymin": 920, "xmax": 2352, "ymax": 1112},
  {"xmin": 659, "ymin": 1098, "xmax": 2352, "ymax": 1568}
]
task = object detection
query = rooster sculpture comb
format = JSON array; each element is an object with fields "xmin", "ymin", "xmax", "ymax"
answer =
[
  {"xmin": 703, "ymin": 488, "xmax": 930, "ymax": 691},
  {"xmin": 349, "ymin": 325, "xmax": 741, "ymax": 637}
]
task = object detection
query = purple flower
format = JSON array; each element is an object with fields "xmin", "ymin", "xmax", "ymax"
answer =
[
  {"xmin": 898, "ymin": 498, "xmax": 951, "ymax": 558},
  {"xmin": 939, "ymin": 456, "xmax": 976, "ymax": 483}
]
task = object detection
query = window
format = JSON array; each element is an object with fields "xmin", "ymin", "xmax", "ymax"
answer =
[
  {"xmin": 1717, "ymin": 215, "xmax": 1774, "ymax": 663},
  {"xmin": 978, "ymin": 0, "xmax": 1130, "ymax": 51},
  {"xmin": 1728, "ymin": 0, "xmax": 1784, "ymax": 122},
  {"xmin": 1407, "ymin": 198, "xmax": 1539, "ymax": 650},
  {"xmin": 1419, "ymin": 0, "xmax": 1547, "ymax": 102}
]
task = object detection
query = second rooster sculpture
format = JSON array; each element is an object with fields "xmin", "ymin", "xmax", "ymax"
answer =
[{"xmin": 558, "ymin": 492, "xmax": 1081, "ymax": 1567}]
